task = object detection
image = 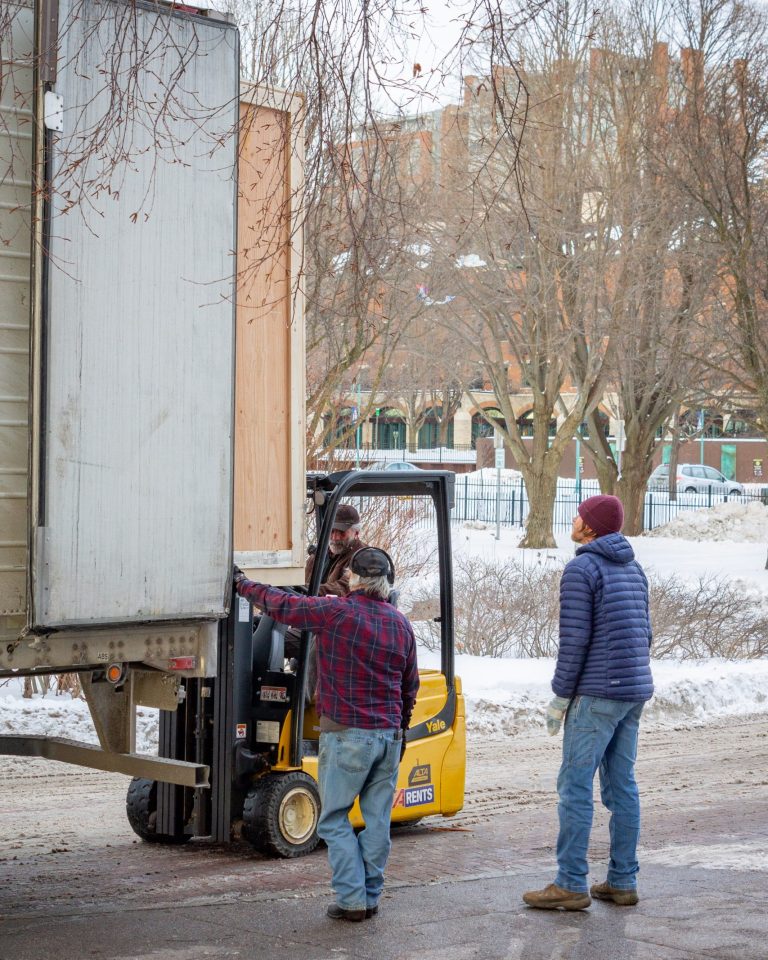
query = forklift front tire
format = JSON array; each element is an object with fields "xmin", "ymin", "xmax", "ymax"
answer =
[
  {"xmin": 126, "ymin": 777, "xmax": 191, "ymax": 845},
  {"xmin": 243, "ymin": 772, "xmax": 321, "ymax": 858}
]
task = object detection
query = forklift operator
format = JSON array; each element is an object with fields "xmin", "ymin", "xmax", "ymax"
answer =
[
  {"xmin": 305, "ymin": 503, "xmax": 368, "ymax": 596},
  {"xmin": 233, "ymin": 547, "xmax": 419, "ymax": 923}
]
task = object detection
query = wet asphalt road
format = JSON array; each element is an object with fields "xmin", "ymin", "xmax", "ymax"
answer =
[{"xmin": 1, "ymin": 719, "xmax": 767, "ymax": 959}]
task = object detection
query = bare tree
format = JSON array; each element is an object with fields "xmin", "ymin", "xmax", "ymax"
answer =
[
  {"xmin": 424, "ymin": 1, "xmax": 617, "ymax": 547},
  {"xmin": 663, "ymin": 0, "xmax": 768, "ymax": 439},
  {"xmin": 567, "ymin": 15, "xmax": 718, "ymax": 533}
]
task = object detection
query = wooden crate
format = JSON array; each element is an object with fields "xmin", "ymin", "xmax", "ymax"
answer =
[{"xmin": 234, "ymin": 84, "xmax": 306, "ymax": 584}]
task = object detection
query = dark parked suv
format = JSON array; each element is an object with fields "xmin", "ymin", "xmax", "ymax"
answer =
[{"xmin": 648, "ymin": 463, "xmax": 744, "ymax": 495}]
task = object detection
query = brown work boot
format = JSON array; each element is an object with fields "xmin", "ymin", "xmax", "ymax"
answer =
[
  {"xmin": 590, "ymin": 881, "xmax": 639, "ymax": 906},
  {"xmin": 326, "ymin": 904, "xmax": 366, "ymax": 922},
  {"xmin": 522, "ymin": 883, "xmax": 591, "ymax": 911}
]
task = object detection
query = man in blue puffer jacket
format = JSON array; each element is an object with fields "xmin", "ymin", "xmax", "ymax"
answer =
[{"xmin": 523, "ymin": 495, "xmax": 653, "ymax": 912}]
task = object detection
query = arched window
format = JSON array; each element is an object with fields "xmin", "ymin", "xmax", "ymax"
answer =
[
  {"xmin": 517, "ymin": 410, "xmax": 556, "ymax": 438},
  {"xmin": 322, "ymin": 406, "xmax": 356, "ymax": 446},
  {"xmin": 471, "ymin": 408, "xmax": 506, "ymax": 448},
  {"xmin": 724, "ymin": 411, "xmax": 759, "ymax": 437},
  {"xmin": 417, "ymin": 407, "xmax": 454, "ymax": 449},
  {"xmin": 678, "ymin": 409, "xmax": 724, "ymax": 438},
  {"xmin": 371, "ymin": 409, "xmax": 406, "ymax": 449},
  {"xmin": 578, "ymin": 410, "xmax": 610, "ymax": 439}
]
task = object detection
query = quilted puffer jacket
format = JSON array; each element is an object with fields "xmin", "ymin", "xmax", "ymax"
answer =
[{"xmin": 552, "ymin": 533, "xmax": 654, "ymax": 702}]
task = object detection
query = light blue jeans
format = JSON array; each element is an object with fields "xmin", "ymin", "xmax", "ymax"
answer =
[
  {"xmin": 317, "ymin": 728, "xmax": 400, "ymax": 911},
  {"xmin": 556, "ymin": 695, "xmax": 645, "ymax": 894}
]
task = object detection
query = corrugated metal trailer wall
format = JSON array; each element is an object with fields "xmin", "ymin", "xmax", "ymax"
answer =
[
  {"xmin": 31, "ymin": 0, "xmax": 239, "ymax": 628},
  {"xmin": 0, "ymin": 1, "xmax": 33, "ymax": 634}
]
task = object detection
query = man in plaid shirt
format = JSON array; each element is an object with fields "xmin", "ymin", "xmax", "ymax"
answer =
[{"xmin": 233, "ymin": 546, "xmax": 419, "ymax": 922}]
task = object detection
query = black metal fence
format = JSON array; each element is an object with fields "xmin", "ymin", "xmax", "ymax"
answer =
[
  {"xmin": 450, "ymin": 476, "xmax": 768, "ymax": 531},
  {"xmin": 344, "ymin": 475, "xmax": 767, "ymax": 534}
]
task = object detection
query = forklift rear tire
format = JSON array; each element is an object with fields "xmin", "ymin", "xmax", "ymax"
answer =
[
  {"xmin": 391, "ymin": 817, "xmax": 422, "ymax": 829},
  {"xmin": 243, "ymin": 772, "xmax": 321, "ymax": 858},
  {"xmin": 126, "ymin": 777, "xmax": 192, "ymax": 845}
]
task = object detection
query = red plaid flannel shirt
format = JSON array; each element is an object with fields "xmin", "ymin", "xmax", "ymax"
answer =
[{"xmin": 236, "ymin": 580, "xmax": 419, "ymax": 730}]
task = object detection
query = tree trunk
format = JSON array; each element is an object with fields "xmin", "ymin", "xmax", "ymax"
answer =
[
  {"xmin": 582, "ymin": 411, "xmax": 618, "ymax": 494},
  {"xmin": 616, "ymin": 443, "xmax": 653, "ymax": 536},
  {"xmin": 591, "ymin": 454, "xmax": 618, "ymax": 496},
  {"xmin": 519, "ymin": 460, "xmax": 560, "ymax": 548}
]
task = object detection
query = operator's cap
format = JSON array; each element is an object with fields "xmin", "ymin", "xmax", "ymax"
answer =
[
  {"xmin": 350, "ymin": 547, "xmax": 394, "ymax": 582},
  {"xmin": 332, "ymin": 504, "xmax": 360, "ymax": 530}
]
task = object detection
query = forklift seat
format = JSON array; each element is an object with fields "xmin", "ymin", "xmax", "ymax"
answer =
[{"xmin": 252, "ymin": 616, "xmax": 287, "ymax": 674}]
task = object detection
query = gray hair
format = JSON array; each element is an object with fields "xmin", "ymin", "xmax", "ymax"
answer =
[{"xmin": 349, "ymin": 571, "xmax": 390, "ymax": 600}]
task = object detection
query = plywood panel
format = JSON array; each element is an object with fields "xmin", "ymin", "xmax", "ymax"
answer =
[{"xmin": 235, "ymin": 87, "xmax": 305, "ymax": 579}]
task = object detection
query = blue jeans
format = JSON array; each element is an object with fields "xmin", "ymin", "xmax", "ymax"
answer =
[
  {"xmin": 317, "ymin": 728, "xmax": 400, "ymax": 911},
  {"xmin": 556, "ymin": 695, "xmax": 645, "ymax": 894}
]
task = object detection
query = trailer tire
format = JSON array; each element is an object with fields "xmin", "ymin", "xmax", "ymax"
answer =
[
  {"xmin": 243, "ymin": 772, "xmax": 320, "ymax": 858},
  {"xmin": 126, "ymin": 777, "xmax": 191, "ymax": 845}
]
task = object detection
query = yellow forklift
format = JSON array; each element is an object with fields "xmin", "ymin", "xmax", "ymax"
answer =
[{"xmin": 126, "ymin": 469, "xmax": 466, "ymax": 856}]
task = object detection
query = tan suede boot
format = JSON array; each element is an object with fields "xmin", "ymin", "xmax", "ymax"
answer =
[
  {"xmin": 522, "ymin": 883, "xmax": 591, "ymax": 911},
  {"xmin": 590, "ymin": 881, "xmax": 639, "ymax": 906}
]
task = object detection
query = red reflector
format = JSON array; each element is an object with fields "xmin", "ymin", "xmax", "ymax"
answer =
[{"xmin": 168, "ymin": 656, "xmax": 197, "ymax": 671}]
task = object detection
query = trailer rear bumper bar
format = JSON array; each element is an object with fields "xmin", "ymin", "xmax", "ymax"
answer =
[{"xmin": 0, "ymin": 735, "xmax": 209, "ymax": 788}]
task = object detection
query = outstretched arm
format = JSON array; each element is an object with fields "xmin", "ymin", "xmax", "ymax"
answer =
[{"xmin": 234, "ymin": 568, "xmax": 339, "ymax": 632}]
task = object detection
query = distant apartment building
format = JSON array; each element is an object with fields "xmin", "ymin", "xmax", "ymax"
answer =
[{"xmin": 323, "ymin": 44, "xmax": 762, "ymax": 462}]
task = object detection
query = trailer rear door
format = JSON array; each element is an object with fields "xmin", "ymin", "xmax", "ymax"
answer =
[
  {"xmin": 31, "ymin": 1, "xmax": 239, "ymax": 628},
  {"xmin": 0, "ymin": 1, "xmax": 33, "ymax": 622}
]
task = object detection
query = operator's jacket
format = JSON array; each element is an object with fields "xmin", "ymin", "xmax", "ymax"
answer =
[
  {"xmin": 305, "ymin": 539, "xmax": 369, "ymax": 597},
  {"xmin": 235, "ymin": 579, "xmax": 419, "ymax": 730},
  {"xmin": 552, "ymin": 533, "xmax": 654, "ymax": 702}
]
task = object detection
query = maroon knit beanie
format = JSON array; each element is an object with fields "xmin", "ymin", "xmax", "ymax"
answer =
[{"xmin": 577, "ymin": 495, "xmax": 624, "ymax": 537}]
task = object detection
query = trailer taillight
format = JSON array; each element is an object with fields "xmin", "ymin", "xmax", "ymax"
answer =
[
  {"xmin": 168, "ymin": 656, "xmax": 197, "ymax": 671},
  {"xmin": 106, "ymin": 663, "xmax": 126, "ymax": 684}
]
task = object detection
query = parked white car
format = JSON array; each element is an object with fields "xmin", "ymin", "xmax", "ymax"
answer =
[
  {"xmin": 364, "ymin": 460, "xmax": 423, "ymax": 472},
  {"xmin": 648, "ymin": 463, "xmax": 744, "ymax": 496}
]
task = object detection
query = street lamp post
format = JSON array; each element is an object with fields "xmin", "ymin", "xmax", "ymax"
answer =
[
  {"xmin": 353, "ymin": 381, "xmax": 361, "ymax": 469},
  {"xmin": 494, "ymin": 430, "xmax": 504, "ymax": 540},
  {"xmin": 575, "ymin": 428, "xmax": 582, "ymax": 503}
]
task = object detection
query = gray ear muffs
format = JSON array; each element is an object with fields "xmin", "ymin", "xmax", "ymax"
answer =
[
  {"xmin": 350, "ymin": 546, "xmax": 396, "ymax": 585},
  {"xmin": 380, "ymin": 548, "xmax": 395, "ymax": 586}
]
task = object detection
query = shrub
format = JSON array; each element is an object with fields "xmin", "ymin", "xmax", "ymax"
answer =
[
  {"xmin": 411, "ymin": 554, "xmax": 562, "ymax": 657},
  {"xmin": 410, "ymin": 554, "xmax": 768, "ymax": 660}
]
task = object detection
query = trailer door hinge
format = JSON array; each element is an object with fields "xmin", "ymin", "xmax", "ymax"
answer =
[{"xmin": 44, "ymin": 92, "xmax": 64, "ymax": 132}]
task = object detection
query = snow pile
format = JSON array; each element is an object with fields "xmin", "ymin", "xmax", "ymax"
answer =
[
  {"xmin": 648, "ymin": 500, "xmax": 768, "ymax": 542},
  {"xmin": 0, "ymin": 684, "xmax": 158, "ymax": 754},
  {"xmin": 456, "ymin": 253, "xmax": 487, "ymax": 268},
  {"xmin": 417, "ymin": 649, "xmax": 768, "ymax": 735},
  {"xmin": 2, "ymin": 654, "xmax": 767, "ymax": 747}
]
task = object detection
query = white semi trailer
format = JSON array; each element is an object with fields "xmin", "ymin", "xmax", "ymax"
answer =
[
  {"xmin": 0, "ymin": 0, "xmax": 289, "ymax": 792},
  {"xmin": 0, "ymin": 4, "xmax": 468, "ymax": 858}
]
